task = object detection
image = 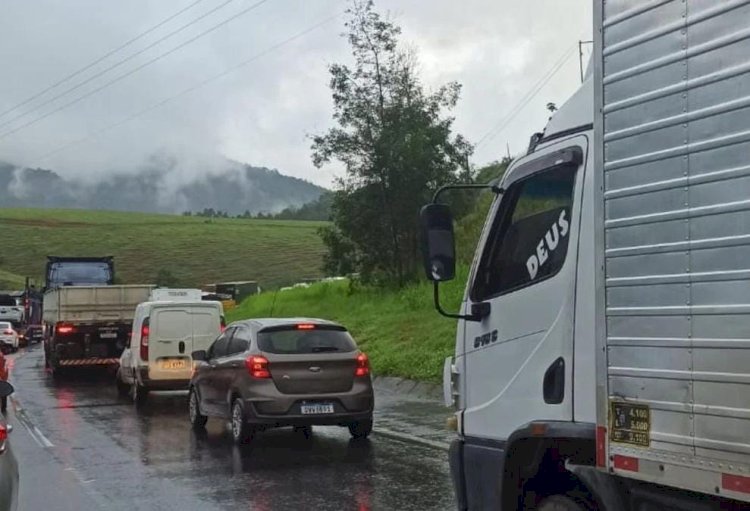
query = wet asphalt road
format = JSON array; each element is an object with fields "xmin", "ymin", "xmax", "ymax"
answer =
[{"xmin": 6, "ymin": 345, "xmax": 455, "ymax": 510}]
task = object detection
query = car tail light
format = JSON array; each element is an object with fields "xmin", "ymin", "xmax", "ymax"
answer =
[
  {"xmin": 139, "ymin": 318, "xmax": 150, "ymax": 361},
  {"xmin": 355, "ymin": 352, "xmax": 370, "ymax": 377},
  {"xmin": 56, "ymin": 323, "xmax": 75, "ymax": 335},
  {"xmin": 245, "ymin": 355, "xmax": 270, "ymax": 379},
  {"xmin": 0, "ymin": 424, "xmax": 6, "ymax": 442}
]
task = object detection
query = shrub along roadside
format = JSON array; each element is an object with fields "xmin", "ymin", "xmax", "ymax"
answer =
[{"xmin": 227, "ymin": 267, "xmax": 470, "ymax": 382}]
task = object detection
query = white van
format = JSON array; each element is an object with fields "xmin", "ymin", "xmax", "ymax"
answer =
[{"xmin": 117, "ymin": 300, "xmax": 224, "ymax": 405}]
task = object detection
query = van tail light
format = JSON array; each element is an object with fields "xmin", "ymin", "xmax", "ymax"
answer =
[
  {"xmin": 355, "ymin": 352, "xmax": 370, "ymax": 377},
  {"xmin": 139, "ymin": 318, "xmax": 150, "ymax": 361},
  {"xmin": 56, "ymin": 323, "xmax": 75, "ymax": 335},
  {"xmin": 245, "ymin": 355, "xmax": 270, "ymax": 379},
  {"xmin": 220, "ymin": 316, "xmax": 226, "ymax": 333}
]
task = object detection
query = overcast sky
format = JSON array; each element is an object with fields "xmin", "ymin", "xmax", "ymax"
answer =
[{"xmin": 0, "ymin": 0, "xmax": 592, "ymax": 187}]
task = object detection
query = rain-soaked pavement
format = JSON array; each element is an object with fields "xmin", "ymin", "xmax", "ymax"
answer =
[{"xmin": 5, "ymin": 345, "xmax": 456, "ymax": 510}]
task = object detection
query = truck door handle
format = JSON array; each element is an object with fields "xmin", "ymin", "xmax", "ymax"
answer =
[
  {"xmin": 178, "ymin": 341, "xmax": 185, "ymax": 354},
  {"xmin": 543, "ymin": 357, "xmax": 565, "ymax": 404}
]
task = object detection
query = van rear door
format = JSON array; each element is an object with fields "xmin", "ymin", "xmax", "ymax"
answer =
[
  {"xmin": 190, "ymin": 305, "xmax": 221, "ymax": 353},
  {"xmin": 149, "ymin": 306, "xmax": 193, "ymax": 381}
]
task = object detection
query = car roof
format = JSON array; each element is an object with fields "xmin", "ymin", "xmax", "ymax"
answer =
[
  {"xmin": 230, "ymin": 317, "xmax": 344, "ymax": 333},
  {"xmin": 0, "ymin": 321, "xmax": 11, "ymax": 326}
]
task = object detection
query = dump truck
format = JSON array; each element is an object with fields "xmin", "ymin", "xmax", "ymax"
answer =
[
  {"xmin": 420, "ymin": 1, "xmax": 750, "ymax": 509},
  {"xmin": 42, "ymin": 256, "xmax": 153, "ymax": 373}
]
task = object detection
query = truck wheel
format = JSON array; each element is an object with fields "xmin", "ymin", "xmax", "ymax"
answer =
[
  {"xmin": 536, "ymin": 494, "xmax": 592, "ymax": 511},
  {"xmin": 189, "ymin": 388, "xmax": 207, "ymax": 429},
  {"xmin": 348, "ymin": 417, "xmax": 373, "ymax": 439},
  {"xmin": 115, "ymin": 370, "xmax": 130, "ymax": 398}
]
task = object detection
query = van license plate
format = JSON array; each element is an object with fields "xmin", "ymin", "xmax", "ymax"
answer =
[
  {"xmin": 301, "ymin": 403, "xmax": 334, "ymax": 415},
  {"xmin": 159, "ymin": 359, "xmax": 186, "ymax": 370}
]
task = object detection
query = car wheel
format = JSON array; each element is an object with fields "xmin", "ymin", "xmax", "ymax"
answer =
[
  {"xmin": 294, "ymin": 425, "xmax": 313, "ymax": 439},
  {"xmin": 231, "ymin": 399, "xmax": 254, "ymax": 445},
  {"xmin": 115, "ymin": 370, "xmax": 130, "ymax": 398},
  {"xmin": 189, "ymin": 387, "xmax": 208, "ymax": 429},
  {"xmin": 348, "ymin": 417, "xmax": 373, "ymax": 439}
]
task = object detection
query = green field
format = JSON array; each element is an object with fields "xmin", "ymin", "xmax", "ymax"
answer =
[
  {"xmin": 0, "ymin": 208, "xmax": 327, "ymax": 289},
  {"xmin": 228, "ymin": 267, "xmax": 469, "ymax": 381}
]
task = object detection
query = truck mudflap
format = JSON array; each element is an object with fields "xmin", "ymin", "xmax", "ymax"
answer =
[{"xmin": 58, "ymin": 358, "xmax": 119, "ymax": 366}]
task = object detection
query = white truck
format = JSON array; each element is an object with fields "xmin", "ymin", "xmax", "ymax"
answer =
[
  {"xmin": 43, "ymin": 285, "xmax": 153, "ymax": 373},
  {"xmin": 420, "ymin": 1, "xmax": 750, "ymax": 509}
]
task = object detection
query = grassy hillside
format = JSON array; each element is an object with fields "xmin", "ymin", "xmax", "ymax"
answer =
[
  {"xmin": 0, "ymin": 208, "xmax": 326, "ymax": 289},
  {"xmin": 228, "ymin": 267, "xmax": 469, "ymax": 381},
  {"xmin": 0, "ymin": 269, "xmax": 26, "ymax": 289}
]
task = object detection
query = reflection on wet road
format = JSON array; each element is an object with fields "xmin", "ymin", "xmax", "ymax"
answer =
[{"xmin": 10, "ymin": 346, "xmax": 455, "ymax": 510}]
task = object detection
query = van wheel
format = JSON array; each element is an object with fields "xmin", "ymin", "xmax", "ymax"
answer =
[
  {"xmin": 231, "ymin": 399, "xmax": 254, "ymax": 445},
  {"xmin": 189, "ymin": 388, "xmax": 207, "ymax": 429},
  {"xmin": 348, "ymin": 417, "xmax": 373, "ymax": 439},
  {"xmin": 115, "ymin": 370, "xmax": 130, "ymax": 398},
  {"xmin": 536, "ymin": 494, "xmax": 593, "ymax": 511},
  {"xmin": 132, "ymin": 381, "xmax": 149, "ymax": 407}
]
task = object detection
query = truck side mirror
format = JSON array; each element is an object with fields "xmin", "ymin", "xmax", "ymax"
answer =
[{"xmin": 420, "ymin": 204, "xmax": 456, "ymax": 282}]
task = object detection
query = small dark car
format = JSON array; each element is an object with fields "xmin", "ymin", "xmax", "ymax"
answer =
[{"xmin": 189, "ymin": 318, "xmax": 374, "ymax": 445}]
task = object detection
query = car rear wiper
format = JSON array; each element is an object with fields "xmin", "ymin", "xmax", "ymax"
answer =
[{"xmin": 310, "ymin": 346, "xmax": 340, "ymax": 353}]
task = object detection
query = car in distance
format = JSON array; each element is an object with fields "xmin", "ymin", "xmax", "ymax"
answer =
[
  {"xmin": 0, "ymin": 324, "xmax": 18, "ymax": 354},
  {"xmin": 0, "ymin": 381, "xmax": 18, "ymax": 511},
  {"xmin": 23, "ymin": 326, "xmax": 43, "ymax": 344},
  {"xmin": 189, "ymin": 318, "xmax": 374, "ymax": 445}
]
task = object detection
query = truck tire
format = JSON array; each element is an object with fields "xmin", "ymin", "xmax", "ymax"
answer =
[{"xmin": 536, "ymin": 494, "xmax": 592, "ymax": 511}]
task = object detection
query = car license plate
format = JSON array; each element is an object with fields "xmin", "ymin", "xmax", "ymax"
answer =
[
  {"xmin": 159, "ymin": 359, "xmax": 187, "ymax": 370},
  {"xmin": 301, "ymin": 403, "xmax": 334, "ymax": 415},
  {"xmin": 100, "ymin": 332, "xmax": 117, "ymax": 339}
]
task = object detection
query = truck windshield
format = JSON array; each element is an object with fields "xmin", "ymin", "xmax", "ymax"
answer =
[{"xmin": 48, "ymin": 262, "xmax": 112, "ymax": 286}]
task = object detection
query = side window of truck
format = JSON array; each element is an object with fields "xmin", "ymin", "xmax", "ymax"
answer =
[{"xmin": 472, "ymin": 165, "xmax": 577, "ymax": 301}]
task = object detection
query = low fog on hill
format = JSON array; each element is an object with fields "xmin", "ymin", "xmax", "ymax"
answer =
[{"xmin": 0, "ymin": 156, "xmax": 325, "ymax": 215}]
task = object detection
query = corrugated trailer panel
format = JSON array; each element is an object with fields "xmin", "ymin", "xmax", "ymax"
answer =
[
  {"xmin": 43, "ymin": 285, "xmax": 153, "ymax": 324},
  {"xmin": 599, "ymin": 0, "xmax": 750, "ymax": 499}
]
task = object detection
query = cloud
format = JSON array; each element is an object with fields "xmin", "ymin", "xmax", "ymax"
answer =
[{"xmin": 0, "ymin": 0, "xmax": 591, "ymax": 187}]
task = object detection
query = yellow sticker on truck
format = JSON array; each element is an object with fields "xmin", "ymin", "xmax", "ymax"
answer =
[{"xmin": 609, "ymin": 401, "xmax": 650, "ymax": 447}]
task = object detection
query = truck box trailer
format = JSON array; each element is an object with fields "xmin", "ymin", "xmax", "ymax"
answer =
[
  {"xmin": 43, "ymin": 285, "xmax": 153, "ymax": 370},
  {"xmin": 420, "ymin": 1, "xmax": 750, "ymax": 509}
]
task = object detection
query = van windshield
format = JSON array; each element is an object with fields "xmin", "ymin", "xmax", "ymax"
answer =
[{"xmin": 258, "ymin": 327, "xmax": 356, "ymax": 354}]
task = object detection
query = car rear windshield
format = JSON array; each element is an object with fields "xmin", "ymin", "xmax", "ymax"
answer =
[
  {"xmin": 0, "ymin": 322, "xmax": 11, "ymax": 329},
  {"xmin": 258, "ymin": 327, "xmax": 356, "ymax": 354},
  {"xmin": 0, "ymin": 295, "xmax": 16, "ymax": 306}
]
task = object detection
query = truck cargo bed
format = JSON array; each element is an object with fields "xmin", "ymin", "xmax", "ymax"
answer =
[
  {"xmin": 43, "ymin": 285, "xmax": 153, "ymax": 325},
  {"xmin": 597, "ymin": 0, "xmax": 750, "ymax": 501}
]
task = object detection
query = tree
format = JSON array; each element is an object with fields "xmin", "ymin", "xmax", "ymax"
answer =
[{"xmin": 311, "ymin": 0, "xmax": 472, "ymax": 285}]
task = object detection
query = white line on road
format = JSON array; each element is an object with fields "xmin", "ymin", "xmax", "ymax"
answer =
[
  {"xmin": 374, "ymin": 427, "xmax": 450, "ymax": 451},
  {"xmin": 11, "ymin": 397, "xmax": 55, "ymax": 448}
]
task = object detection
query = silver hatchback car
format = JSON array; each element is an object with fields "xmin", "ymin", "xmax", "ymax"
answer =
[{"xmin": 189, "ymin": 318, "xmax": 374, "ymax": 444}]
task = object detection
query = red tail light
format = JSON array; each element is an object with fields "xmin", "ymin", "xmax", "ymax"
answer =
[
  {"xmin": 0, "ymin": 424, "xmax": 7, "ymax": 442},
  {"xmin": 355, "ymin": 352, "xmax": 370, "ymax": 377},
  {"xmin": 139, "ymin": 318, "xmax": 150, "ymax": 361},
  {"xmin": 220, "ymin": 316, "xmax": 226, "ymax": 333},
  {"xmin": 245, "ymin": 355, "xmax": 270, "ymax": 379},
  {"xmin": 56, "ymin": 323, "xmax": 75, "ymax": 335},
  {"xmin": 2, "ymin": 330, "xmax": 12, "ymax": 335},
  {"xmin": 297, "ymin": 323, "xmax": 316, "ymax": 330}
]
